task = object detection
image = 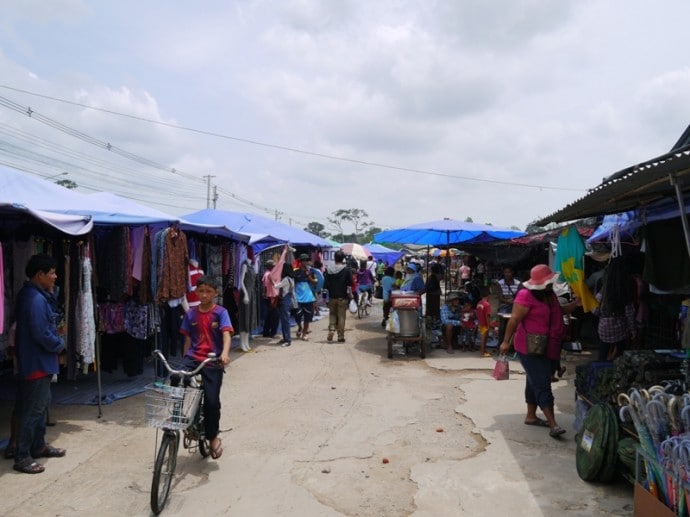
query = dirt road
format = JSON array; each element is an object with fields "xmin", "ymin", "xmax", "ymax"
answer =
[{"xmin": 0, "ymin": 305, "xmax": 633, "ymax": 516}]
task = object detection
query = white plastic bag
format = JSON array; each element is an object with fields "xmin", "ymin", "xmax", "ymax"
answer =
[
  {"xmin": 387, "ymin": 310, "xmax": 400, "ymax": 334},
  {"xmin": 349, "ymin": 298, "xmax": 357, "ymax": 314}
]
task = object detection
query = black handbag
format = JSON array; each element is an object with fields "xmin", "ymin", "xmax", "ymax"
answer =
[
  {"xmin": 526, "ymin": 298, "xmax": 552, "ymax": 356},
  {"xmin": 526, "ymin": 333, "xmax": 549, "ymax": 356},
  {"xmin": 374, "ymin": 285, "xmax": 383, "ymax": 299}
]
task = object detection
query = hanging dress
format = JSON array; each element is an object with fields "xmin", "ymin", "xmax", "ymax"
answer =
[{"xmin": 76, "ymin": 255, "xmax": 96, "ymax": 371}]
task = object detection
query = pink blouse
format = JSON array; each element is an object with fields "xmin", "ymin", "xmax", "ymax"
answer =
[{"xmin": 513, "ymin": 289, "xmax": 564, "ymax": 360}]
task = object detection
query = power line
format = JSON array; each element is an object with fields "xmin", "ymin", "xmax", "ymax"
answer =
[
  {"xmin": 0, "ymin": 95, "xmax": 286, "ymax": 216},
  {"xmin": 0, "ymin": 84, "xmax": 586, "ymax": 193}
]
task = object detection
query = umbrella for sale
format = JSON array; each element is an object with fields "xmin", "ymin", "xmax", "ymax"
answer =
[{"xmin": 340, "ymin": 243, "xmax": 371, "ymax": 261}]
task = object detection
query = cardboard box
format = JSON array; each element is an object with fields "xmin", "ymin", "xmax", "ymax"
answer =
[{"xmin": 634, "ymin": 482, "xmax": 677, "ymax": 517}]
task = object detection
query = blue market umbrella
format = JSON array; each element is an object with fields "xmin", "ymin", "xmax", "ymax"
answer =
[
  {"xmin": 373, "ymin": 218, "xmax": 525, "ymax": 246},
  {"xmin": 374, "ymin": 218, "xmax": 524, "ymax": 291}
]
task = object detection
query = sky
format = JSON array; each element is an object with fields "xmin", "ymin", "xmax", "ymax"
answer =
[{"xmin": 1, "ymin": 0, "xmax": 690, "ymax": 237}]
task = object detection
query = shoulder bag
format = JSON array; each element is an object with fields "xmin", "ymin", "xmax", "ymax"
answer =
[{"xmin": 526, "ymin": 297, "xmax": 552, "ymax": 356}]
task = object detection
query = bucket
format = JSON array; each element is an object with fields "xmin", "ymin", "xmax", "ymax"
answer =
[{"xmin": 397, "ymin": 309, "xmax": 419, "ymax": 336}]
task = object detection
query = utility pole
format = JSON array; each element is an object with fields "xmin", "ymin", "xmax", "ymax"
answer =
[
  {"xmin": 213, "ymin": 186, "xmax": 218, "ymax": 209},
  {"xmin": 204, "ymin": 174, "xmax": 216, "ymax": 208}
]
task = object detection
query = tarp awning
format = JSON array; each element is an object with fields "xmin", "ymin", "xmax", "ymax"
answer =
[
  {"xmin": 0, "ymin": 203, "xmax": 93, "ymax": 235},
  {"xmin": 536, "ymin": 146, "xmax": 690, "ymax": 225},
  {"xmin": 182, "ymin": 209, "xmax": 331, "ymax": 249},
  {"xmin": 0, "ymin": 167, "xmax": 249, "ymax": 241}
]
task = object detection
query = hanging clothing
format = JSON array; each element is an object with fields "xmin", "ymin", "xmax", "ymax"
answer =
[
  {"xmin": 98, "ymin": 303, "xmax": 125, "ymax": 334},
  {"xmin": 76, "ymin": 255, "xmax": 96, "ymax": 370},
  {"xmin": 237, "ymin": 260, "xmax": 258, "ymax": 333},
  {"xmin": 554, "ymin": 226, "xmax": 598, "ymax": 312},
  {"xmin": 186, "ymin": 261, "xmax": 204, "ymax": 307},
  {"xmin": 156, "ymin": 227, "xmax": 188, "ymax": 303},
  {"xmin": 124, "ymin": 300, "xmax": 153, "ymax": 340}
]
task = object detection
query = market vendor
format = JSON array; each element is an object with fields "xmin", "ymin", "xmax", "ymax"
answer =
[{"xmin": 400, "ymin": 263, "xmax": 426, "ymax": 294}]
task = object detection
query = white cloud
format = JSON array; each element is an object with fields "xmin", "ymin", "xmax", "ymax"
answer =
[{"xmin": 2, "ymin": 0, "xmax": 690, "ymax": 232}]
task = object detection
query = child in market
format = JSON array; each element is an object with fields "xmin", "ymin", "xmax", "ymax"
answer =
[
  {"xmin": 393, "ymin": 270, "xmax": 404, "ymax": 289},
  {"xmin": 178, "ymin": 275, "xmax": 232, "ymax": 460},
  {"xmin": 460, "ymin": 296, "xmax": 478, "ymax": 351},
  {"xmin": 475, "ymin": 286, "xmax": 493, "ymax": 357}
]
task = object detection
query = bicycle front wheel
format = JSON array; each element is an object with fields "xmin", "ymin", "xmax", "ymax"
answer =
[{"xmin": 151, "ymin": 430, "xmax": 179, "ymax": 515}]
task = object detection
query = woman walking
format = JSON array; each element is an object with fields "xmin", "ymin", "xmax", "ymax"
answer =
[{"xmin": 499, "ymin": 264, "xmax": 579, "ymax": 438}]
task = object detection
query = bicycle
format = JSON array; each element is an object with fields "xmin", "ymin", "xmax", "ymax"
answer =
[
  {"xmin": 145, "ymin": 350, "xmax": 220, "ymax": 515},
  {"xmin": 357, "ymin": 288, "xmax": 371, "ymax": 319}
]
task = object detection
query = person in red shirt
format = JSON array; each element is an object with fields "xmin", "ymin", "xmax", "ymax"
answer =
[
  {"xmin": 179, "ymin": 276, "xmax": 232, "ymax": 460},
  {"xmin": 459, "ymin": 298, "xmax": 477, "ymax": 350},
  {"xmin": 475, "ymin": 286, "xmax": 493, "ymax": 358}
]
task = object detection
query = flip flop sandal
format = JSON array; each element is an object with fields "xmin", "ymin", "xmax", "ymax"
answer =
[
  {"xmin": 549, "ymin": 426, "xmax": 566, "ymax": 438},
  {"xmin": 210, "ymin": 439, "xmax": 223, "ymax": 460},
  {"xmin": 524, "ymin": 418, "xmax": 550, "ymax": 427},
  {"xmin": 32, "ymin": 445, "xmax": 66, "ymax": 458},
  {"xmin": 4, "ymin": 445, "xmax": 16, "ymax": 459},
  {"xmin": 14, "ymin": 459, "xmax": 45, "ymax": 474}
]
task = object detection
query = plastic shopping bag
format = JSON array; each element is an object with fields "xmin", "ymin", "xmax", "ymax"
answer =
[
  {"xmin": 349, "ymin": 298, "xmax": 358, "ymax": 314},
  {"xmin": 387, "ymin": 310, "xmax": 400, "ymax": 334},
  {"xmin": 492, "ymin": 355, "xmax": 510, "ymax": 380}
]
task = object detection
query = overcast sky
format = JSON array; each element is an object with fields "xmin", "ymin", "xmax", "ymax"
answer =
[{"xmin": 2, "ymin": 0, "xmax": 690, "ymax": 235}]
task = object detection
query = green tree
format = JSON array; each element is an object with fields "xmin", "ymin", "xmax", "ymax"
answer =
[
  {"xmin": 56, "ymin": 179, "xmax": 78, "ymax": 190},
  {"xmin": 328, "ymin": 209, "xmax": 349, "ymax": 242},
  {"xmin": 328, "ymin": 208, "xmax": 374, "ymax": 243},
  {"xmin": 304, "ymin": 221, "xmax": 329, "ymax": 238},
  {"xmin": 361, "ymin": 226, "xmax": 382, "ymax": 245}
]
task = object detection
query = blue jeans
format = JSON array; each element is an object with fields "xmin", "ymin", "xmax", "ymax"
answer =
[
  {"xmin": 518, "ymin": 353, "xmax": 554, "ymax": 409},
  {"xmin": 279, "ymin": 294, "xmax": 294, "ymax": 343},
  {"xmin": 15, "ymin": 376, "xmax": 52, "ymax": 463}
]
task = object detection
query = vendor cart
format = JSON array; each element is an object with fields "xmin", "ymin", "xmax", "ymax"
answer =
[{"xmin": 387, "ymin": 292, "xmax": 426, "ymax": 359}]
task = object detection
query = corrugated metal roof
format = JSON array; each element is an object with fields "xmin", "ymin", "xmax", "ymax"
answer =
[{"xmin": 536, "ymin": 145, "xmax": 690, "ymax": 225}]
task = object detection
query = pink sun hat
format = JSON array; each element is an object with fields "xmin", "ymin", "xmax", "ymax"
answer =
[{"xmin": 522, "ymin": 264, "xmax": 560, "ymax": 290}]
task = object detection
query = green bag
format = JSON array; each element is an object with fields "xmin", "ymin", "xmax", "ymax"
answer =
[
  {"xmin": 596, "ymin": 403, "xmax": 620, "ymax": 483},
  {"xmin": 576, "ymin": 403, "xmax": 609, "ymax": 482}
]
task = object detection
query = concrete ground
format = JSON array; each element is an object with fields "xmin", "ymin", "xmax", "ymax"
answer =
[{"xmin": 0, "ymin": 302, "xmax": 633, "ymax": 516}]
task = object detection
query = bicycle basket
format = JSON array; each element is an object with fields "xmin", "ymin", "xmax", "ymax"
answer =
[{"xmin": 144, "ymin": 383, "xmax": 203, "ymax": 430}]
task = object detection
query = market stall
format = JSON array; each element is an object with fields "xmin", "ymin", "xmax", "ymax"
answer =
[{"xmin": 538, "ymin": 134, "xmax": 690, "ymax": 515}]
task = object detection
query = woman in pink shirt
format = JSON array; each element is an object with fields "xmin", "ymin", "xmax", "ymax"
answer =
[{"xmin": 499, "ymin": 264, "xmax": 579, "ymax": 439}]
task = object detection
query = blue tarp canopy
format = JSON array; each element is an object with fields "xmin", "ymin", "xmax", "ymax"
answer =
[
  {"xmin": 587, "ymin": 193, "xmax": 690, "ymax": 244},
  {"xmin": 0, "ymin": 202, "xmax": 93, "ymax": 235},
  {"xmin": 0, "ymin": 167, "xmax": 249, "ymax": 241},
  {"xmin": 1, "ymin": 167, "xmax": 94, "ymax": 235},
  {"xmin": 586, "ymin": 212, "xmax": 639, "ymax": 244},
  {"xmin": 182, "ymin": 208, "xmax": 331, "ymax": 251},
  {"xmin": 366, "ymin": 242, "xmax": 405, "ymax": 266},
  {"xmin": 374, "ymin": 218, "xmax": 525, "ymax": 246}
]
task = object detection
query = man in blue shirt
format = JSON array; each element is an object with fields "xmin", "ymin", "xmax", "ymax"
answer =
[
  {"xmin": 293, "ymin": 254, "xmax": 317, "ymax": 340},
  {"xmin": 310, "ymin": 260, "xmax": 325, "ymax": 317},
  {"xmin": 13, "ymin": 254, "xmax": 66, "ymax": 474}
]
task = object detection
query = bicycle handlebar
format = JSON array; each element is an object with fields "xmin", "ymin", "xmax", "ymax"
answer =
[{"xmin": 151, "ymin": 349, "xmax": 220, "ymax": 377}]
